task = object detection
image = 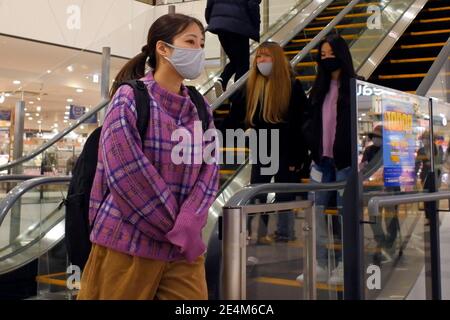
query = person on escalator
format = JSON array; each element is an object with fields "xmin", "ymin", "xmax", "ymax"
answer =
[
  {"xmin": 77, "ymin": 13, "xmax": 219, "ymax": 300},
  {"xmin": 205, "ymin": 0, "xmax": 261, "ymax": 95},
  {"xmin": 221, "ymin": 41, "xmax": 308, "ymax": 245},
  {"xmin": 297, "ymin": 34, "xmax": 357, "ymax": 285},
  {"xmin": 360, "ymin": 125, "xmax": 400, "ymax": 265}
]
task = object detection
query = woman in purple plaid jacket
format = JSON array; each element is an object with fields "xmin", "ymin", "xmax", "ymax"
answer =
[{"xmin": 77, "ymin": 13, "xmax": 219, "ymax": 300}]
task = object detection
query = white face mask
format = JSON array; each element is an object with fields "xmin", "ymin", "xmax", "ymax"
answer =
[
  {"xmin": 257, "ymin": 62, "xmax": 273, "ymax": 77},
  {"xmin": 164, "ymin": 42, "xmax": 205, "ymax": 80}
]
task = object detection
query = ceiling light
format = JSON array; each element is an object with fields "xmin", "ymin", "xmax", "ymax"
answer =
[
  {"xmin": 13, "ymin": 80, "xmax": 21, "ymax": 85},
  {"xmin": 24, "ymin": 108, "xmax": 28, "ymax": 111},
  {"xmin": 35, "ymin": 113, "xmax": 40, "ymax": 117},
  {"xmin": 64, "ymin": 120, "xmax": 68, "ymax": 123},
  {"xmin": 25, "ymin": 113, "xmax": 30, "ymax": 116},
  {"xmin": 28, "ymin": 117, "xmax": 33, "ymax": 121},
  {"xmin": 5, "ymin": 93, "xmax": 11, "ymax": 97},
  {"xmin": 76, "ymin": 88, "xmax": 83, "ymax": 93},
  {"xmin": 37, "ymin": 120, "xmax": 42, "ymax": 124},
  {"xmin": 65, "ymin": 111, "xmax": 70, "ymax": 115},
  {"xmin": 36, "ymin": 106, "xmax": 41, "ymax": 112},
  {"xmin": 64, "ymin": 116, "xmax": 69, "ymax": 120},
  {"xmin": 67, "ymin": 98, "xmax": 73, "ymax": 103},
  {"xmin": 37, "ymin": 97, "xmax": 41, "ymax": 101},
  {"xmin": 67, "ymin": 65, "xmax": 74, "ymax": 72},
  {"xmin": 47, "ymin": 70, "xmax": 52, "ymax": 74},
  {"xmin": 0, "ymin": 94, "xmax": 5, "ymax": 104},
  {"xmin": 29, "ymin": 101, "xmax": 34, "ymax": 104},
  {"xmin": 81, "ymin": 125, "xmax": 85, "ymax": 129},
  {"xmin": 65, "ymin": 105, "xmax": 71, "ymax": 110},
  {"xmin": 54, "ymin": 123, "xmax": 59, "ymax": 128},
  {"xmin": 93, "ymin": 74, "xmax": 100, "ymax": 83}
]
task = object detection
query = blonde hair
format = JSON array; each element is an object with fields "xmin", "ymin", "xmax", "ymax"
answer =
[{"xmin": 245, "ymin": 42, "xmax": 293, "ymax": 127}]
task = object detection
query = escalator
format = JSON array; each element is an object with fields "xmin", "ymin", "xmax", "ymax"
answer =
[
  {"xmin": 0, "ymin": 0, "xmax": 443, "ymax": 299},
  {"xmin": 369, "ymin": 0, "xmax": 450, "ymax": 93}
]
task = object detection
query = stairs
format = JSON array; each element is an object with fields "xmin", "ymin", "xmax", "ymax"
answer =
[{"xmin": 369, "ymin": 0, "xmax": 450, "ymax": 93}]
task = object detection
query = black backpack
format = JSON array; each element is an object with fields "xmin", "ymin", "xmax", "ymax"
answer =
[{"xmin": 65, "ymin": 80, "xmax": 209, "ymax": 270}]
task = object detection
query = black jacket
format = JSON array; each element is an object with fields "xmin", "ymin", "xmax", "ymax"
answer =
[
  {"xmin": 221, "ymin": 79, "xmax": 308, "ymax": 169},
  {"xmin": 205, "ymin": 0, "xmax": 261, "ymax": 41},
  {"xmin": 302, "ymin": 84, "xmax": 352, "ymax": 170}
]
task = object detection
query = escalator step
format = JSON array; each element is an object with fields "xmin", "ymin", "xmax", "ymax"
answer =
[
  {"xmin": 419, "ymin": 17, "xmax": 450, "ymax": 23},
  {"xmin": 253, "ymin": 276, "xmax": 344, "ymax": 292},
  {"xmin": 410, "ymin": 29, "xmax": 450, "ymax": 36}
]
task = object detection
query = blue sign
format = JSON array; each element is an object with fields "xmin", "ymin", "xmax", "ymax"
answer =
[
  {"xmin": 69, "ymin": 105, "xmax": 97, "ymax": 124},
  {"xmin": 0, "ymin": 109, "xmax": 11, "ymax": 121},
  {"xmin": 382, "ymin": 98, "xmax": 416, "ymax": 188}
]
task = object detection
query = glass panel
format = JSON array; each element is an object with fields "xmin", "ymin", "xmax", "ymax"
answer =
[
  {"xmin": 439, "ymin": 210, "xmax": 450, "ymax": 300},
  {"xmin": 246, "ymin": 206, "xmax": 317, "ymax": 300},
  {"xmin": 0, "ymin": 182, "xmax": 68, "ymax": 299},
  {"xmin": 350, "ymin": 0, "xmax": 418, "ymax": 71},
  {"xmin": 430, "ymin": 99, "xmax": 450, "ymax": 195},
  {"xmin": 355, "ymin": 79, "xmax": 431, "ymax": 299},
  {"xmin": 291, "ymin": 0, "xmax": 419, "ymax": 91},
  {"xmin": 425, "ymin": 53, "xmax": 450, "ymax": 104}
]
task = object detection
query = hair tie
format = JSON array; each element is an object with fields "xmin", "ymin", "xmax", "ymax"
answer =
[{"xmin": 141, "ymin": 44, "xmax": 149, "ymax": 54}]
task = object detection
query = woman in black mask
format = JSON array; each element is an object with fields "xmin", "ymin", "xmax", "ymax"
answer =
[{"xmin": 298, "ymin": 34, "xmax": 357, "ymax": 286}]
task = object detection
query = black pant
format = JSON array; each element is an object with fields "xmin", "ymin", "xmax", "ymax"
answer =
[
  {"xmin": 248, "ymin": 163, "xmax": 302, "ymax": 238},
  {"xmin": 218, "ymin": 31, "xmax": 250, "ymax": 90}
]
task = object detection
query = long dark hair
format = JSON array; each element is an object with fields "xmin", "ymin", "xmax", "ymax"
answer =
[
  {"xmin": 110, "ymin": 13, "xmax": 204, "ymax": 97},
  {"xmin": 309, "ymin": 34, "xmax": 356, "ymax": 108}
]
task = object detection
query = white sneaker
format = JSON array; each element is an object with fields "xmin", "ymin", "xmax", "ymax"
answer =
[
  {"xmin": 328, "ymin": 262, "xmax": 344, "ymax": 285},
  {"xmin": 296, "ymin": 264, "xmax": 328, "ymax": 283}
]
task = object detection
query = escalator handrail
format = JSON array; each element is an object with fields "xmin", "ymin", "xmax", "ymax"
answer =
[
  {"xmin": 0, "ymin": 176, "xmax": 71, "ymax": 227},
  {"xmin": 210, "ymin": 0, "xmax": 362, "ymax": 110},
  {"xmin": 289, "ymin": 0, "xmax": 361, "ymax": 67},
  {"xmin": 0, "ymin": 175, "xmax": 41, "ymax": 182},
  {"xmin": 416, "ymin": 35, "xmax": 450, "ymax": 97},
  {"xmin": 368, "ymin": 190, "xmax": 450, "ymax": 217},
  {"xmin": 0, "ymin": 99, "xmax": 110, "ymax": 173},
  {"xmin": 225, "ymin": 150, "xmax": 382, "ymax": 207},
  {"xmin": 199, "ymin": 0, "xmax": 333, "ymax": 96}
]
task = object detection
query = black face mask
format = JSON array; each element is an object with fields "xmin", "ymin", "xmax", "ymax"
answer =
[{"xmin": 321, "ymin": 57, "xmax": 341, "ymax": 73}]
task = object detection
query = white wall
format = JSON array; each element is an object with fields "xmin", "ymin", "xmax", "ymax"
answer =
[{"xmin": 0, "ymin": 0, "xmax": 221, "ymax": 59}]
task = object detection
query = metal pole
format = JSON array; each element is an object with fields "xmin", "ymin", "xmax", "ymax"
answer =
[
  {"xmin": 10, "ymin": 99, "xmax": 25, "ymax": 243},
  {"xmin": 343, "ymin": 78, "xmax": 365, "ymax": 299},
  {"xmin": 263, "ymin": 0, "xmax": 270, "ymax": 34},
  {"xmin": 168, "ymin": 5, "xmax": 175, "ymax": 14},
  {"xmin": 99, "ymin": 47, "xmax": 111, "ymax": 125},
  {"xmin": 303, "ymin": 205, "xmax": 317, "ymax": 300},
  {"xmin": 222, "ymin": 207, "xmax": 244, "ymax": 300},
  {"xmin": 13, "ymin": 100, "xmax": 25, "ymax": 174},
  {"xmin": 425, "ymin": 98, "xmax": 442, "ymax": 299}
]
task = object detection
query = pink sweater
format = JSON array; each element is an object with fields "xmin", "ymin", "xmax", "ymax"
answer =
[{"xmin": 322, "ymin": 80, "xmax": 340, "ymax": 158}]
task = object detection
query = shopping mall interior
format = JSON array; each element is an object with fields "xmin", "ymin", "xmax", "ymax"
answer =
[{"xmin": 0, "ymin": 0, "xmax": 449, "ymax": 301}]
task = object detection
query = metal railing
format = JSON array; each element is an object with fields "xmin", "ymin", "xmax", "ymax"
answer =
[
  {"xmin": 368, "ymin": 190, "xmax": 450, "ymax": 300},
  {"xmin": 416, "ymin": 35, "xmax": 450, "ymax": 96},
  {"xmin": 222, "ymin": 198, "xmax": 316, "ymax": 300},
  {"xmin": 0, "ymin": 99, "xmax": 109, "ymax": 173},
  {"xmin": 0, "ymin": 176, "xmax": 71, "ymax": 227}
]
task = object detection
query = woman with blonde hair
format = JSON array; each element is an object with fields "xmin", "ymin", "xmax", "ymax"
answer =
[{"xmin": 222, "ymin": 41, "xmax": 308, "ymax": 244}]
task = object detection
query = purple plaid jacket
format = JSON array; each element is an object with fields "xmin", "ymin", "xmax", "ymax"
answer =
[{"xmin": 88, "ymin": 72, "xmax": 219, "ymax": 262}]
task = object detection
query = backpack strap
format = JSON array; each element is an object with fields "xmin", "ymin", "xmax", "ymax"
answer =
[
  {"xmin": 120, "ymin": 80, "xmax": 150, "ymax": 147},
  {"xmin": 186, "ymin": 85, "xmax": 209, "ymax": 132}
]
